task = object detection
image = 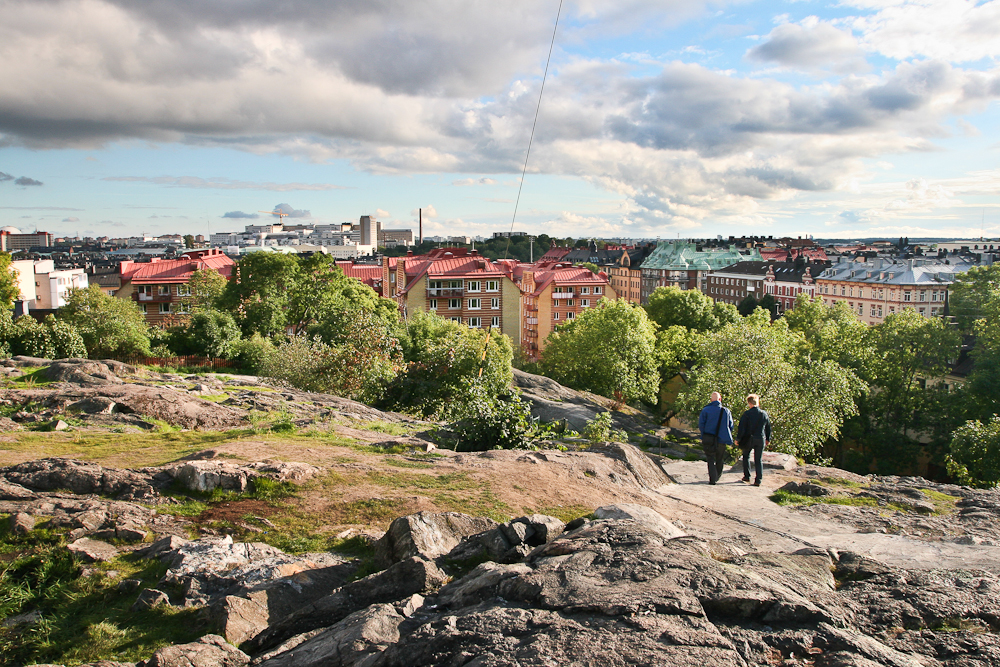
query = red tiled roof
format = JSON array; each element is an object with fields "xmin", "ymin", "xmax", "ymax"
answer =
[
  {"xmin": 338, "ymin": 262, "xmax": 382, "ymax": 289},
  {"xmin": 122, "ymin": 254, "xmax": 234, "ymax": 284},
  {"xmin": 527, "ymin": 266, "xmax": 609, "ymax": 296}
]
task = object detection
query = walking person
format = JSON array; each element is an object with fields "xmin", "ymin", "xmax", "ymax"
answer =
[
  {"xmin": 737, "ymin": 394, "xmax": 772, "ymax": 487},
  {"xmin": 697, "ymin": 391, "xmax": 733, "ymax": 485}
]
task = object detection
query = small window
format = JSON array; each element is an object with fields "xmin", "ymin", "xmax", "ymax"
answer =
[
  {"xmin": 158, "ymin": 285, "xmax": 170, "ymax": 296},
  {"xmin": 177, "ymin": 284, "xmax": 192, "ymax": 296},
  {"xmin": 468, "ymin": 298, "xmax": 481, "ymax": 309},
  {"xmin": 449, "ymin": 298, "xmax": 460, "ymax": 309},
  {"xmin": 486, "ymin": 280, "xmax": 499, "ymax": 291},
  {"xmin": 594, "ymin": 286, "xmax": 602, "ymax": 294},
  {"xmin": 491, "ymin": 316, "xmax": 500, "ymax": 328},
  {"xmin": 581, "ymin": 287, "xmax": 590, "ymax": 294},
  {"xmin": 429, "ymin": 299, "xmax": 438, "ymax": 310},
  {"xmin": 919, "ymin": 291, "xmax": 926, "ymax": 302},
  {"xmin": 491, "ymin": 298, "xmax": 499, "ymax": 309},
  {"xmin": 450, "ymin": 317, "xmax": 461, "ymax": 322},
  {"xmin": 553, "ymin": 312, "xmax": 560, "ymax": 320},
  {"xmin": 140, "ymin": 304, "xmax": 148, "ymax": 314},
  {"xmin": 390, "ymin": 273, "xmax": 396, "ymax": 283},
  {"xmin": 567, "ymin": 299, "xmax": 574, "ymax": 306},
  {"xmin": 469, "ymin": 317, "xmax": 481, "ymax": 328},
  {"xmin": 581, "ymin": 299, "xmax": 589, "ymax": 307},
  {"xmin": 467, "ymin": 281, "xmax": 481, "ymax": 292},
  {"xmin": 159, "ymin": 302, "xmax": 171, "ymax": 314},
  {"xmin": 567, "ymin": 311, "xmax": 575, "ymax": 319},
  {"xmin": 904, "ymin": 291, "xmax": 911, "ymax": 302},
  {"xmin": 178, "ymin": 302, "xmax": 192, "ymax": 313}
]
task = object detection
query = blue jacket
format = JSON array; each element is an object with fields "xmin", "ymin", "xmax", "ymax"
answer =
[
  {"xmin": 698, "ymin": 400, "xmax": 734, "ymax": 445},
  {"xmin": 737, "ymin": 406, "xmax": 772, "ymax": 443}
]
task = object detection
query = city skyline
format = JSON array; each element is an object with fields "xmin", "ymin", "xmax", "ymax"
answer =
[{"xmin": 2, "ymin": 1, "xmax": 1000, "ymax": 241}]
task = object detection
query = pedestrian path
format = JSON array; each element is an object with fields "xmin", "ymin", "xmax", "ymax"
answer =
[{"xmin": 652, "ymin": 460, "xmax": 1000, "ymax": 572}]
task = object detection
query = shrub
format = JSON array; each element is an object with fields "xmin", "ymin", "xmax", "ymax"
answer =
[
  {"xmin": 581, "ymin": 411, "xmax": 628, "ymax": 443},
  {"xmin": 170, "ymin": 310, "xmax": 242, "ymax": 358},
  {"xmin": 231, "ymin": 333, "xmax": 275, "ymax": 373},
  {"xmin": 946, "ymin": 416, "xmax": 1000, "ymax": 488},
  {"xmin": 450, "ymin": 390, "xmax": 535, "ymax": 452}
]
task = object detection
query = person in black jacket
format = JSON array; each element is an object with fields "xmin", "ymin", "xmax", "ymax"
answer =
[{"xmin": 737, "ymin": 394, "xmax": 772, "ymax": 486}]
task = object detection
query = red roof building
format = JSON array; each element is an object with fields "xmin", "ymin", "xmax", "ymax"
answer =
[
  {"xmin": 118, "ymin": 248, "xmax": 235, "ymax": 326},
  {"xmin": 519, "ymin": 264, "xmax": 616, "ymax": 358}
]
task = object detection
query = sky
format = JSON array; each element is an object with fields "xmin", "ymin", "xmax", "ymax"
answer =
[{"xmin": 1, "ymin": 0, "xmax": 1000, "ymax": 241}]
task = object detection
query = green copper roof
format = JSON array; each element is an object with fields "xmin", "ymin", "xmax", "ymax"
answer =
[{"xmin": 639, "ymin": 241, "xmax": 762, "ymax": 271}]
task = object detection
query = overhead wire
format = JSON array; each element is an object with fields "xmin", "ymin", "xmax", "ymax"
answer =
[{"xmin": 503, "ymin": 0, "xmax": 564, "ymax": 262}]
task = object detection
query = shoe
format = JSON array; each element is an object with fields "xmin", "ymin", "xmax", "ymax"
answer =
[
  {"xmin": 709, "ymin": 479, "xmax": 717, "ymax": 485},
  {"xmin": 753, "ymin": 480, "xmax": 761, "ymax": 487},
  {"xmin": 742, "ymin": 476, "xmax": 750, "ymax": 483}
]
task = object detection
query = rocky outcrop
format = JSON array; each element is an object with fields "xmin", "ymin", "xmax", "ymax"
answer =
[
  {"xmin": 0, "ymin": 458, "xmax": 158, "ymax": 501},
  {"xmin": 373, "ymin": 512, "xmax": 497, "ymax": 570},
  {"xmin": 42, "ymin": 359, "xmax": 125, "ymax": 387},
  {"xmin": 138, "ymin": 634, "xmax": 249, "ymax": 667},
  {"xmin": 161, "ymin": 460, "xmax": 320, "ymax": 494}
]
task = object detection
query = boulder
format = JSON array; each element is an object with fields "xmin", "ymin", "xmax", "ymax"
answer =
[
  {"xmin": 0, "ymin": 478, "xmax": 36, "ymax": 500},
  {"xmin": 212, "ymin": 596, "xmax": 269, "ymax": 646},
  {"xmin": 596, "ymin": 442, "xmax": 674, "ymax": 490},
  {"xmin": 373, "ymin": 512, "xmax": 496, "ymax": 570},
  {"xmin": 170, "ymin": 461, "xmax": 250, "ymax": 494},
  {"xmin": 138, "ymin": 634, "xmax": 249, "ymax": 667},
  {"xmin": 246, "ymin": 557, "xmax": 448, "ymax": 655},
  {"xmin": 778, "ymin": 481, "xmax": 831, "ymax": 497},
  {"xmin": 593, "ymin": 503, "xmax": 686, "ymax": 539},
  {"xmin": 761, "ymin": 451, "xmax": 798, "ymax": 470},
  {"xmin": 69, "ymin": 396, "xmax": 118, "ymax": 415},
  {"xmin": 254, "ymin": 603, "xmax": 404, "ymax": 667},
  {"xmin": 0, "ymin": 458, "xmax": 158, "ymax": 501},
  {"xmin": 445, "ymin": 514, "xmax": 567, "ymax": 566},
  {"xmin": 42, "ymin": 360, "xmax": 124, "ymax": 386},
  {"xmin": 9, "ymin": 511, "xmax": 35, "ymax": 535},
  {"xmin": 67, "ymin": 537, "xmax": 119, "ymax": 562},
  {"xmin": 131, "ymin": 588, "xmax": 170, "ymax": 611}
]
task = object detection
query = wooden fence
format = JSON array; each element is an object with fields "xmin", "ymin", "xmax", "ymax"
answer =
[{"xmin": 109, "ymin": 355, "xmax": 237, "ymax": 370}]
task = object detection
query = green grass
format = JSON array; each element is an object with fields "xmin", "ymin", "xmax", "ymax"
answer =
[
  {"xmin": 342, "ymin": 419, "xmax": 423, "ymax": 438},
  {"xmin": 531, "ymin": 504, "xmax": 593, "ymax": 523},
  {"xmin": 0, "ymin": 521, "xmax": 206, "ymax": 666},
  {"xmin": 770, "ymin": 490, "xmax": 913, "ymax": 513},
  {"xmin": 384, "ymin": 458, "xmax": 435, "ymax": 469},
  {"xmin": 919, "ymin": 488, "xmax": 961, "ymax": 514}
]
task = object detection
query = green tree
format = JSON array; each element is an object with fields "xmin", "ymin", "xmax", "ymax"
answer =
[
  {"xmin": 450, "ymin": 388, "xmax": 535, "ymax": 452},
  {"xmin": 737, "ymin": 295, "xmax": 758, "ymax": 317},
  {"xmin": 0, "ymin": 253, "xmax": 20, "ymax": 309},
  {"xmin": 540, "ymin": 300, "xmax": 659, "ymax": 405},
  {"xmin": 946, "ymin": 416, "xmax": 1000, "ymax": 488},
  {"xmin": 379, "ymin": 315, "xmax": 513, "ymax": 418},
  {"xmin": 170, "ymin": 310, "xmax": 242, "ymax": 358},
  {"xmin": 59, "ymin": 285, "xmax": 151, "ymax": 358},
  {"xmin": 676, "ymin": 309, "xmax": 864, "ymax": 461},
  {"xmin": 645, "ymin": 286, "xmax": 737, "ymax": 332},
  {"xmin": 966, "ymin": 294, "xmax": 1000, "ymax": 421},
  {"xmin": 183, "ymin": 234, "xmax": 195, "ymax": 249},
  {"xmin": 185, "ymin": 268, "xmax": 229, "ymax": 312},
  {"xmin": 757, "ymin": 294, "xmax": 778, "ymax": 318},
  {"xmin": 783, "ymin": 294, "xmax": 870, "ymax": 371},
  {"xmin": 44, "ymin": 315, "xmax": 87, "ymax": 359},
  {"xmin": 654, "ymin": 325, "xmax": 702, "ymax": 382},
  {"xmin": 220, "ymin": 252, "xmax": 300, "ymax": 337},
  {"xmin": 296, "ymin": 255, "xmax": 399, "ymax": 340},
  {"xmin": 949, "ymin": 264, "xmax": 1000, "ymax": 332}
]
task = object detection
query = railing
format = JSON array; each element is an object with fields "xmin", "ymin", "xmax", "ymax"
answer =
[
  {"xmin": 426, "ymin": 288, "xmax": 464, "ymax": 297},
  {"xmin": 108, "ymin": 354, "xmax": 237, "ymax": 370},
  {"xmin": 134, "ymin": 293, "xmax": 173, "ymax": 303},
  {"xmin": 552, "ymin": 292, "xmax": 575, "ymax": 299},
  {"xmin": 525, "ymin": 317, "xmax": 538, "ymax": 325}
]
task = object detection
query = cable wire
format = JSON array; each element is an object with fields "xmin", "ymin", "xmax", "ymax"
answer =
[{"xmin": 503, "ymin": 0, "xmax": 564, "ymax": 261}]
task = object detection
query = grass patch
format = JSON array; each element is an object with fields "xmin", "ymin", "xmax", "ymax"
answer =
[
  {"xmin": 196, "ymin": 393, "xmax": 230, "ymax": 403},
  {"xmin": 770, "ymin": 490, "xmax": 913, "ymax": 513},
  {"xmin": 531, "ymin": 504, "xmax": 593, "ymax": 523},
  {"xmin": 919, "ymin": 488, "xmax": 961, "ymax": 514},
  {"xmin": 365, "ymin": 471, "xmax": 477, "ymax": 491},
  {"xmin": 0, "ymin": 522, "xmax": 206, "ymax": 666},
  {"xmin": 384, "ymin": 458, "xmax": 434, "ymax": 469},
  {"xmin": 339, "ymin": 498, "xmax": 407, "ymax": 525},
  {"xmin": 342, "ymin": 419, "xmax": 422, "ymax": 438},
  {"xmin": 431, "ymin": 484, "xmax": 512, "ymax": 524}
]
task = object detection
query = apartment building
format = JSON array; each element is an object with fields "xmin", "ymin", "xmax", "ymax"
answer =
[
  {"xmin": 639, "ymin": 241, "xmax": 762, "ymax": 303},
  {"xmin": 519, "ymin": 265, "xmax": 616, "ymax": 358},
  {"xmin": 815, "ymin": 257, "xmax": 975, "ymax": 324},
  {"xmin": 118, "ymin": 248, "xmax": 235, "ymax": 326},
  {"xmin": 705, "ymin": 262, "xmax": 770, "ymax": 306},
  {"xmin": 762, "ymin": 262, "xmax": 826, "ymax": 314},
  {"xmin": 386, "ymin": 248, "xmax": 520, "ymax": 342}
]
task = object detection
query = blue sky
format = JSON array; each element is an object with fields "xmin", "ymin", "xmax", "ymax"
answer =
[{"xmin": 1, "ymin": 0, "xmax": 999, "ymax": 240}]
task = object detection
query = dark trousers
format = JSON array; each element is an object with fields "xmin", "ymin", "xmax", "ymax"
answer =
[
  {"xmin": 742, "ymin": 437, "xmax": 765, "ymax": 482},
  {"xmin": 701, "ymin": 435, "xmax": 727, "ymax": 484}
]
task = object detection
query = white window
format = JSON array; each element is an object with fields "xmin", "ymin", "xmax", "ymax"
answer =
[
  {"xmin": 919, "ymin": 291, "xmax": 926, "ymax": 302},
  {"xmin": 178, "ymin": 302, "xmax": 192, "ymax": 313},
  {"xmin": 158, "ymin": 285, "xmax": 171, "ymax": 296},
  {"xmin": 871, "ymin": 305, "xmax": 876, "ymax": 317},
  {"xmin": 581, "ymin": 299, "xmax": 589, "ymax": 307},
  {"xmin": 177, "ymin": 284, "xmax": 191, "ymax": 296},
  {"xmin": 468, "ymin": 298, "xmax": 481, "ymax": 309},
  {"xmin": 139, "ymin": 285, "xmax": 152, "ymax": 295},
  {"xmin": 567, "ymin": 299, "xmax": 574, "ymax": 306},
  {"xmin": 390, "ymin": 273, "xmax": 395, "ymax": 283},
  {"xmin": 553, "ymin": 312, "xmax": 560, "ymax": 320},
  {"xmin": 877, "ymin": 306, "xmax": 883, "ymax": 317},
  {"xmin": 841, "ymin": 286, "xmax": 846, "ymax": 296},
  {"xmin": 449, "ymin": 298, "xmax": 460, "ymax": 309},
  {"xmin": 450, "ymin": 317, "xmax": 461, "ymax": 322},
  {"xmin": 467, "ymin": 281, "xmax": 481, "ymax": 292},
  {"xmin": 140, "ymin": 304, "xmax": 148, "ymax": 314},
  {"xmin": 581, "ymin": 287, "xmax": 590, "ymax": 294},
  {"xmin": 594, "ymin": 286, "xmax": 602, "ymax": 294},
  {"xmin": 567, "ymin": 311, "xmax": 575, "ymax": 319},
  {"xmin": 159, "ymin": 302, "xmax": 171, "ymax": 314},
  {"xmin": 858, "ymin": 304, "xmax": 863, "ymax": 316},
  {"xmin": 553, "ymin": 300, "xmax": 560, "ymax": 307},
  {"xmin": 429, "ymin": 299, "xmax": 438, "ymax": 310},
  {"xmin": 904, "ymin": 291, "xmax": 911, "ymax": 302},
  {"xmin": 491, "ymin": 298, "xmax": 499, "ymax": 309},
  {"xmin": 491, "ymin": 316, "xmax": 500, "ymax": 328},
  {"xmin": 469, "ymin": 317, "xmax": 481, "ymax": 328},
  {"xmin": 486, "ymin": 280, "xmax": 499, "ymax": 291}
]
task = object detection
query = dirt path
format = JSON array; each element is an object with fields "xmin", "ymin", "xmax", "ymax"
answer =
[{"xmin": 654, "ymin": 460, "xmax": 1000, "ymax": 572}]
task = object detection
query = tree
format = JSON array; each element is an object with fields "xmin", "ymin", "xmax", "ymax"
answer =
[
  {"xmin": 783, "ymin": 294, "xmax": 870, "ymax": 371},
  {"xmin": 379, "ymin": 314, "xmax": 513, "ymax": 418},
  {"xmin": 737, "ymin": 295, "xmax": 758, "ymax": 317},
  {"xmin": 170, "ymin": 310, "xmax": 242, "ymax": 358},
  {"xmin": 183, "ymin": 234, "xmax": 195, "ymax": 249},
  {"xmin": 676, "ymin": 309, "xmax": 864, "ymax": 461},
  {"xmin": 654, "ymin": 325, "xmax": 702, "ymax": 383},
  {"xmin": 295, "ymin": 255, "xmax": 399, "ymax": 339},
  {"xmin": 0, "ymin": 253, "xmax": 20, "ymax": 309},
  {"xmin": 220, "ymin": 252, "xmax": 300, "ymax": 338},
  {"xmin": 578, "ymin": 262, "xmax": 601, "ymax": 275},
  {"xmin": 645, "ymin": 286, "xmax": 736, "ymax": 332},
  {"xmin": 949, "ymin": 264, "xmax": 1000, "ymax": 332},
  {"xmin": 757, "ymin": 294, "xmax": 778, "ymax": 318},
  {"xmin": 59, "ymin": 285, "xmax": 151, "ymax": 358},
  {"xmin": 185, "ymin": 268, "xmax": 229, "ymax": 312},
  {"xmin": 540, "ymin": 300, "xmax": 659, "ymax": 405},
  {"xmin": 946, "ymin": 416, "xmax": 1000, "ymax": 488}
]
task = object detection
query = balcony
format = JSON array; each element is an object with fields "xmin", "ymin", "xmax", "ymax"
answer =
[
  {"xmin": 524, "ymin": 305, "xmax": 538, "ymax": 312},
  {"xmin": 134, "ymin": 293, "xmax": 173, "ymax": 303},
  {"xmin": 427, "ymin": 288, "xmax": 464, "ymax": 298},
  {"xmin": 552, "ymin": 291, "xmax": 575, "ymax": 299},
  {"xmin": 525, "ymin": 317, "xmax": 538, "ymax": 325}
]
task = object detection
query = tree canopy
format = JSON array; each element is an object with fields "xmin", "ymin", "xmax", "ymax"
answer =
[
  {"xmin": 0, "ymin": 253, "xmax": 20, "ymax": 309},
  {"xmin": 59, "ymin": 285, "xmax": 151, "ymax": 358},
  {"xmin": 645, "ymin": 286, "xmax": 737, "ymax": 332},
  {"xmin": 540, "ymin": 300, "xmax": 659, "ymax": 405}
]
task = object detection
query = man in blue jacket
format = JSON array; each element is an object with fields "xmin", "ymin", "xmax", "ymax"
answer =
[{"xmin": 698, "ymin": 391, "xmax": 733, "ymax": 485}]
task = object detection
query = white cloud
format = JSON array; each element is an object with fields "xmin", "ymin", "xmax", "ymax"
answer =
[{"xmin": 747, "ymin": 20, "xmax": 868, "ymax": 73}]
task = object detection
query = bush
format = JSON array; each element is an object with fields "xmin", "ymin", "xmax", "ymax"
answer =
[
  {"xmin": 946, "ymin": 416, "xmax": 1000, "ymax": 488},
  {"xmin": 231, "ymin": 333, "xmax": 275, "ymax": 373},
  {"xmin": 581, "ymin": 411, "xmax": 628, "ymax": 443},
  {"xmin": 5, "ymin": 314, "xmax": 86, "ymax": 359},
  {"xmin": 450, "ymin": 390, "xmax": 535, "ymax": 452},
  {"xmin": 170, "ymin": 310, "xmax": 242, "ymax": 358}
]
